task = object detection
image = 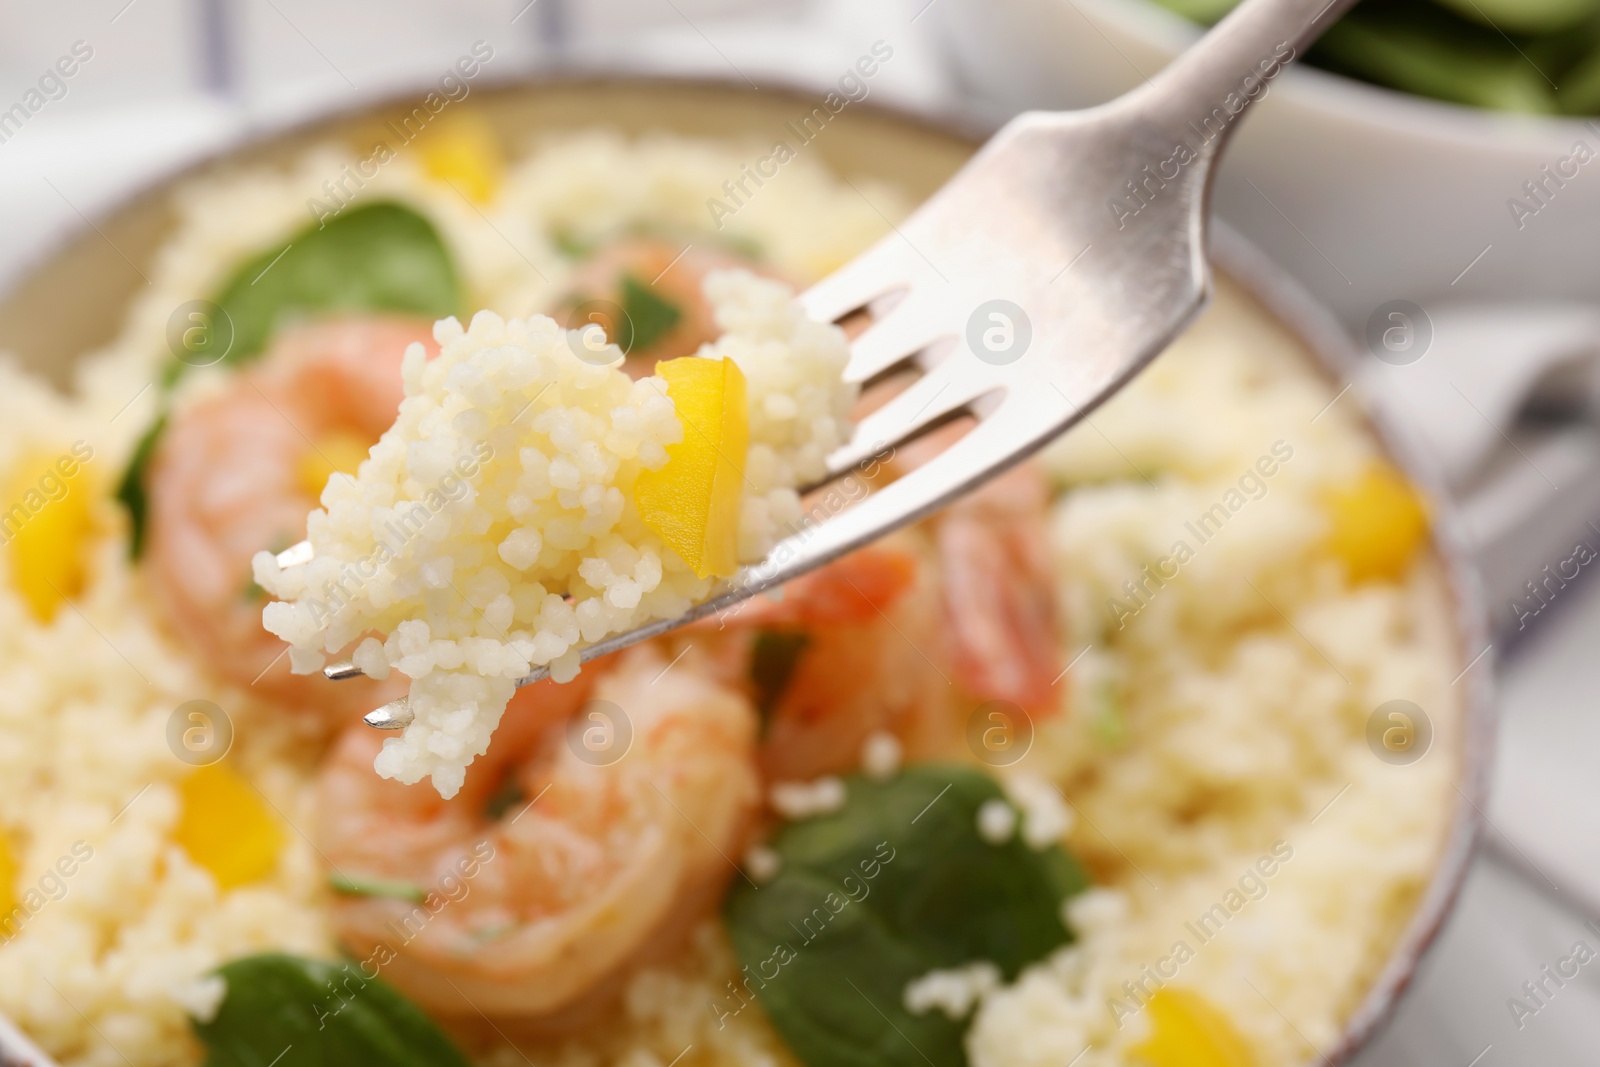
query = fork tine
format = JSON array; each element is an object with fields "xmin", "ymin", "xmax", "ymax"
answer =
[
  {"xmin": 798, "ymin": 239, "xmax": 914, "ymax": 325},
  {"xmin": 776, "ymin": 387, "xmax": 1067, "ymax": 571},
  {"xmin": 841, "ymin": 292, "xmax": 954, "ymax": 385},
  {"xmin": 364, "ymin": 699, "xmax": 413, "ymax": 730},
  {"xmin": 826, "ymin": 365, "xmax": 992, "ymax": 477}
]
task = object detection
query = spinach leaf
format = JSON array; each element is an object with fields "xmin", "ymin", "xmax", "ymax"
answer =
[
  {"xmin": 617, "ymin": 273, "xmax": 681, "ymax": 353},
  {"xmin": 193, "ymin": 953, "xmax": 470, "ymax": 1067},
  {"xmin": 723, "ymin": 764, "xmax": 1087, "ymax": 1067},
  {"xmin": 116, "ymin": 201, "xmax": 461, "ymax": 556},
  {"xmin": 749, "ymin": 630, "xmax": 809, "ymax": 731},
  {"xmin": 200, "ymin": 201, "xmax": 462, "ymax": 369},
  {"xmin": 113, "ymin": 415, "xmax": 165, "ymax": 559}
]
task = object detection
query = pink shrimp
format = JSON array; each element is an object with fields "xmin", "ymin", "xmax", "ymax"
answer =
[
  {"xmin": 701, "ymin": 542, "xmax": 921, "ymax": 632},
  {"xmin": 680, "ymin": 463, "xmax": 1061, "ymax": 785},
  {"xmin": 315, "ymin": 647, "xmax": 760, "ymax": 1023},
  {"xmin": 855, "ymin": 367, "xmax": 1065, "ymax": 711},
  {"xmin": 146, "ymin": 315, "xmax": 434, "ymax": 716},
  {"xmin": 554, "ymin": 237, "xmax": 770, "ymax": 374},
  {"xmin": 750, "ymin": 531, "xmax": 968, "ymax": 781},
  {"xmin": 933, "ymin": 464, "xmax": 1063, "ymax": 711},
  {"xmin": 705, "ymin": 398, "xmax": 1062, "ymax": 779}
]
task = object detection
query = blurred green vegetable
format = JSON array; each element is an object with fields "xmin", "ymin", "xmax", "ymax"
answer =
[
  {"xmin": 1152, "ymin": 0, "xmax": 1241, "ymax": 22},
  {"xmin": 1555, "ymin": 39, "xmax": 1600, "ymax": 112},
  {"xmin": 616, "ymin": 272, "xmax": 683, "ymax": 353},
  {"xmin": 205, "ymin": 201, "xmax": 461, "ymax": 367},
  {"xmin": 723, "ymin": 765, "xmax": 1087, "ymax": 1067},
  {"xmin": 192, "ymin": 953, "xmax": 471, "ymax": 1067},
  {"xmin": 113, "ymin": 414, "xmax": 165, "ymax": 558},
  {"xmin": 1433, "ymin": 0, "xmax": 1600, "ymax": 34},
  {"xmin": 748, "ymin": 630, "xmax": 810, "ymax": 732},
  {"xmin": 1315, "ymin": 7, "xmax": 1560, "ymax": 113},
  {"xmin": 1150, "ymin": 0, "xmax": 1600, "ymax": 114},
  {"xmin": 1090, "ymin": 679, "xmax": 1127, "ymax": 748}
]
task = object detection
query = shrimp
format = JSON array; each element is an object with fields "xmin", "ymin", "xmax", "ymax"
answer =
[
  {"xmin": 554, "ymin": 237, "xmax": 768, "ymax": 373},
  {"xmin": 707, "ymin": 542, "xmax": 920, "ymax": 632},
  {"xmin": 315, "ymin": 646, "xmax": 760, "ymax": 1022},
  {"xmin": 664, "ymin": 465, "xmax": 1059, "ymax": 785},
  {"xmin": 716, "ymin": 470, "xmax": 1062, "ymax": 781},
  {"xmin": 933, "ymin": 463, "xmax": 1063, "ymax": 711},
  {"xmin": 853, "ymin": 364, "xmax": 1064, "ymax": 710},
  {"xmin": 146, "ymin": 315, "xmax": 434, "ymax": 715},
  {"xmin": 751, "ymin": 532, "xmax": 967, "ymax": 782}
]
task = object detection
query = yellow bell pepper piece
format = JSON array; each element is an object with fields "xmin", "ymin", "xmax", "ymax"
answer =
[
  {"xmin": 635, "ymin": 357, "xmax": 749, "ymax": 579},
  {"xmin": 174, "ymin": 763, "xmax": 284, "ymax": 890},
  {"xmin": 1323, "ymin": 461, "xmax": 1429, "ymax": 583},
  {"xmin": 4, "ymin": 447, "xmax": 94, "ymax": 622},
  {"xmin": 296, "ymin": 430, "xmax": 372, "ymax": 500},
  {"xmin": 1131, "ymin": 988, "xmax": 1254, "ymax": 1067},
  {"xmin": 419, "ymin": 110, "xmax": 504, "ymax": 204},
  {"xmin": 0, "ymin": 835, "xmax": 16, "ymax": 940}
]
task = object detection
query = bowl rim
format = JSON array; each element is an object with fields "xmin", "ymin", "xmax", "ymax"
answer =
[
  {"xmin": 1208, "ymin": 222, "xmax": 1494, "ymax": 1062},
  {"xmin": 0, "ymin": 71, "xmax": 1494, "ymax": 1067},
  {"xmin": 0, "ymin": 69, "xmax": 1001, "ymax": 374}
]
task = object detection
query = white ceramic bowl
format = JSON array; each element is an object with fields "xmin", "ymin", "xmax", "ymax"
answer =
[{"xmin": 930, "ymin": 0, "xmax": 1600, "ymax": 326}]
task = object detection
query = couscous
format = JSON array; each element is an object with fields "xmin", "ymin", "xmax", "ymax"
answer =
[{"xmin": 0, "ymin": 113, "xmax": 1460, "ymax": 1067}]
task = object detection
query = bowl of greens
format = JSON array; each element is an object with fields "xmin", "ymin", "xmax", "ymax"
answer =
[
  {"xmin": 1173, "ymin": 0, "xmax": 1600, "ymax": 113},
  {"xmin": 931, "ymin": 0, "xmax": 1600, "ymax": 326}
]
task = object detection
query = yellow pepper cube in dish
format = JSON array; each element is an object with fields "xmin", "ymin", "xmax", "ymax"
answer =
[
  {"xmin": 1323, "ymin": 461, "xmax": 1429, "ymax": 584},
  {"xmin": 635, "ymin": 356, "xmax": 750, "ymax": 580},
  {"xmin": 5, "ymin": 447, "xmax": 95, "ymax": 623},
  {"xmin": 419, "ymin": 110, "xmax": 504, "ymax": 204},
  {"xmin": 1130, "ymin": 987, "xmax": 1255, "ymax": 1067},
  {"xmin": 295, "ymin": 430, "xmax": 372, "ymax": 501},
  {"xmin": 0, "ymin": 835, "xmax": 16, "ymax": 938},
  {"xmin": 174, "ymin": 763, "xmax": 285, "ymax": 891}
]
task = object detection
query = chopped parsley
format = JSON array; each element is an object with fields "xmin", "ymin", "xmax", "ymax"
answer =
[{"xmin": 617, "ymin": 273, "xmax": 682, "ymax": 353}]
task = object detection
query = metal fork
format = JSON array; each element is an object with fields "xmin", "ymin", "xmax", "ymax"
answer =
[{"xmin": 280, "ymin": 0, "xmax": 1355, "ymax": 729}]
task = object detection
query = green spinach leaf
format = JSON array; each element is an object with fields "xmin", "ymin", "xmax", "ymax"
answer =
[
  {"xmin": 199, "ymin": 201, "xmax": 462, "ymax": 369},
  {"xmin": 113, "ymin": 415, "xmax": 166, "ymax": 559},
  {"xmin": 723, "ymin": 764, "xmax": 1087, "ymax": 1067},
  {"xmin": 193, "ymin": 953, "xmax": 470, "ymax": 1067},
  {"xmin": 117, "ymin": 201, "xmax": 461, "ymax": 556},
  {"xmin": 749, "ymin": 630, "xmax": 810, "ymax": 731}
]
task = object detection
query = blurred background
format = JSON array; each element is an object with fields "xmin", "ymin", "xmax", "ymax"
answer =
[{"xmin": 4, "ymin": 0, "xmax": 1599, "ymax": 1060}]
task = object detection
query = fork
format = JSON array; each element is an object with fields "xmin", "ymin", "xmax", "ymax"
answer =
[{"xmin": 279, "ymin": 0, "xmax": 1356, "ymax": 729}]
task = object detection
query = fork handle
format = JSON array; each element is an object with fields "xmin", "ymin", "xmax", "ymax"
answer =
[{"xmin": 1127, "ymin": 0, "xmax": 1359, "ymax": 165}]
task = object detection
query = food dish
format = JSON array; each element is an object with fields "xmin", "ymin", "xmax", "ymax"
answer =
[
  {"xmin": 254, "ymin": 268, "xmax": 857, "ymax": 796},
  {"xmin": 0, "ymin": 81, "xmax": 1484, "ymax": 1067},
  {"xmin": 1156, "ymin": 0, "xmax": 1600, "ymax": 114}
]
